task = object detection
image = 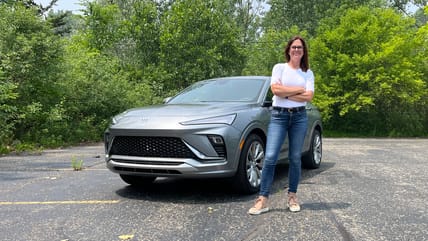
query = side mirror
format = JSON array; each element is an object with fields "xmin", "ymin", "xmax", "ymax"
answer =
[{"xmin": 262, "ymin": 101, "xmax": 272, "ymax": 107}]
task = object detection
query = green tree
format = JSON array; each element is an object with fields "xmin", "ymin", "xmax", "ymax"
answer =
[
  {"xmin": 0, "ymin": 73, "xmax": 19, "ymax": 152},
  {"xmin": 46, "ymin": 10, "xmax": 84, "ymax": 37},
  {"xmin": 83, "ymin": 0, "xmax": 163, "ymax": 96},
  {"xmin": 263, "ymin": 0, "xmax": 384, "ymax": 36},
  {"xmin": 56, "ymin": 35, "xmax": 155, "ymax": 143},
  {"xmin": 413, "ymin": 6, "xmax": 428, "ymax": 133},
  {"xmin": 0, "ymin": 3, "xmax": 65, "ymax": 146},
  {"xmin": 0, "ymin": 0, "xmax": 58, "ymax": 15},
  {"xmin": 311, "ymin": 6, "xmax": 427, "ymax": 136},
  {"xmin": 389, "ymin": 0, "xmax": 428, "ymax": 14},
  {"xmin": 159, "ymin": 0, "xmax": 245, "ymax": 90},
  {"xmin": 45, "ymin": 0, "xmax": 165, "ymax": 144},
  {"xmin": 242, "ymin": 27, "xmax": 305, "ymax": 76},
  {"xmin": 227, "ymin": 0, "xmax": 266, "ymax": 45},
  {"xmin": 84, "ymin": 2, "xmax": 123, "ymax": 52},
  {"xmin": 414, "ymin": 5, "xmax": 428, "ymax": 26},
  {"xmin": 84, "ymin": 0, "xmax": 160, "ymax": 68}
]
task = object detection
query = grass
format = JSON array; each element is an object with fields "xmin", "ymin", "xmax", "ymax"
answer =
[{"xmin": 71, "ymin": 156, "xmax": 84, "ymax": 171}]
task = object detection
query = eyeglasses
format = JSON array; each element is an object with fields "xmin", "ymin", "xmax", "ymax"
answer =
[{"xmin": 291, "ymin": 46, "xmax": 303, "ymax": 50}]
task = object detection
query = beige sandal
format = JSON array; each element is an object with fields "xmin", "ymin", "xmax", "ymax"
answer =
[
  {"xmin": 248, "ymin": 196, "xmax": 269, "ymax": 215},
  {"xmin": 287, "ymin": 192, "xmax": 301, "ymax": 212}
]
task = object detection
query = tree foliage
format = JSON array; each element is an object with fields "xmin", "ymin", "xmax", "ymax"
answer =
[
  {"xmin": 57, "ymin": 36, "xmax": 155, "ymax": 143},
  {"xmin": 159, "ymin": 0, "xmax": 245, "ymax": 90},
  {"xmin": 0, "ymin": 0, "xmax": 427, "ymax": 152},
  {"xmin": 263, "ymin": 0, "xmax": 384, "ymax": 36},
  {"xmin": 0, "ymin": 73, "xmax": 18, "ymax": 151},
  {"xmin": 229, "ymin": 0, "xmax": 266, "ymax": 44},
  {"xmin": 84, "ymin": 0, "xmax": 161, "ymax": 73},
  {"xmin": 311, "ymin": 6, "xmax": 427, "ymax": 136},
  {"xmin": 242, "ymin": 27, "xmax": 306, "ymax": 76},
  {"xmin": 0, "ymin": 3, "xmax": 64, "ymax": 147}
]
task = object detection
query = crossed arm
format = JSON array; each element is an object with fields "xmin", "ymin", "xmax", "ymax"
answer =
[{"xmin": 271, "ymin": 82, "xmax": 314, "ymax": 102}]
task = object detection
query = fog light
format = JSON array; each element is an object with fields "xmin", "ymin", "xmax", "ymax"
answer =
[
  {"xmin": 208, "ymin": 135, "xmax": 224, "ymax": 145},
  {"xmin": 207, "ymin": 135, "xmax": 226, "ymax": 158}
]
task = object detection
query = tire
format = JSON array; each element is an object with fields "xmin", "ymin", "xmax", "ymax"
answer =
[
  {"xmin": 119, "ymin": 174, "xmax": 156, "ymax": 186},
  {"xmin": 302, "ymin": 129, "xmax": 322, "ymax": 169},
  {"xmin": 232, "ymin": 134, "xmax": 265, "ymax": 194}
]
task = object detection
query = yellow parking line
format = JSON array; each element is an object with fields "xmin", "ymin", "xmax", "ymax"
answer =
[{"xmin": 0, "ymin": 200, "xmax": 120, "ymax": 205}]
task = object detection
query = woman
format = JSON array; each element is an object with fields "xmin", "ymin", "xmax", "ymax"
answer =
[{"xmin": 248, "ymin": 36, "xmax": 314, "ymax": 215}]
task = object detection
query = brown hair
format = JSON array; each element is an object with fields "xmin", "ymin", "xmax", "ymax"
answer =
[{"xmin": 284, "ymin": 36, "xmax": 309, "ymax": 72}]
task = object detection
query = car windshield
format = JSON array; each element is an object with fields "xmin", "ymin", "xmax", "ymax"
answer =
[{"xmin": 168, "ymin": 78, "xmax": 266, "ymax": 104}]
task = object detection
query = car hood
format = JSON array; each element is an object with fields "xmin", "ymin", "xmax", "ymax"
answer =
[{"xmin": 111, "ymin": 103, "xmax": 254, "ymax": 129}]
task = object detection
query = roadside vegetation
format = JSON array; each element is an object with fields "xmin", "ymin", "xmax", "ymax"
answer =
[{"xmin": 0, "ymin": 0, "xmax": 427, "ymax": 153}]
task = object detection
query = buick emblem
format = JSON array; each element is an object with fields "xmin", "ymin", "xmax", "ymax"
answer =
[{"xmin": 141, "ymin": 117, "xmax": 149, "ymax": 123}]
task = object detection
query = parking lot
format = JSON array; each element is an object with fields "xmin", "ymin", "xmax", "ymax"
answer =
[{"xmin": 0, "ymin": 138, "xmax": 427, "ymax": 241}]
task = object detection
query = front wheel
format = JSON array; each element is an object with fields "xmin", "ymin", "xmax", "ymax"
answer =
[
  {"xmin": 302, "ymin": 129, "xmax": 322, "ymax": 169},
  {"xmin": 232, "ymin": 134, "xmax": 265, "ymax": 194}
]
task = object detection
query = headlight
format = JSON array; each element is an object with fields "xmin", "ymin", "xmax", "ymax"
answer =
[
  {"xmin": 180, "ymin": 114, "xmax": 236, "ymax": 125},
  {"xmin": 111, "ymin": 111, "xmax": 128, "ymax": 125}
]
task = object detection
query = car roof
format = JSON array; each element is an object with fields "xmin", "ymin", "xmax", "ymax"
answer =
[{"xmin": 207, "ymin": 76, "xmax": 270, "ymax": 81}]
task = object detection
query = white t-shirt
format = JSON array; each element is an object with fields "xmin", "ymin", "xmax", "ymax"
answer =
[{"xmin": 270, "ymin": 63, "xmax": 314, "ymax": 108}]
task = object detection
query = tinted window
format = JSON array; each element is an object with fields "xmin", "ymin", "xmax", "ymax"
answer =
[{"xmin": 168, "ymin": 78, "xmax": 265, "ymax": 104}]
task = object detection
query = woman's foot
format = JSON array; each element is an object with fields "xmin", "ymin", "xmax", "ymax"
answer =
[
  {"xmin": 287, "ymin": 192, "xmax": 301, "ymax": 212},
  {"xmin": 248, "ymin": 196, "xmax": 269, "ymax": 215}
]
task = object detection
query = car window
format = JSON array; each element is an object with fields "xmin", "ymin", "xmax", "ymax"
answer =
[
  {"xmin": 265, "ymin": 88, "xmax": 273, "ymax": 102},
  {"xmin": 168, "ymin": 78, "xmax": 266, "ymax": 104}
]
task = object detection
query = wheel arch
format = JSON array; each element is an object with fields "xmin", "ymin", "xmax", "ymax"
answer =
[
  {"xmin": 304, "ymin": 120, "xmax": 323, "ymax": 153},
  {"xmin": 231, "ymin": 125, "xmax": 267, "ymax": 172}
]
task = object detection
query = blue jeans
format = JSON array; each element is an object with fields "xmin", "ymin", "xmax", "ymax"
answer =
[{"xmin": 259, "ymin": 108, "xmax": 308, "ymax": 197}]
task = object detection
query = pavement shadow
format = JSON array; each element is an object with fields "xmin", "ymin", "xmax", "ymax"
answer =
[
  {"xmin": 114, "ymin": 161, "xmax": 336, "ymax": 204},
  {"xmin": 268, "ymin": 161, "xmax": 336, "ymax": 196},
  {"xmin": 115, "ymin": 177, "xmax": 246, "ymax": 204},
  {"xmin": 301, "ymin": 201, "xmax": 352, "ymax": 211},
  {"xmin": 266, "ymin": 201, "xmax": 352, "ymax": 213}
]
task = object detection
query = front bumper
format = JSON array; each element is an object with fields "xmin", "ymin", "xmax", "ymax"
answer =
[
  {"xmin": 104, "ymin": 123, "xmax": 242, "ymax": 179},
  {"xmin": 106, "ymin": 155, "xmax": 235, "ymax": 178}
]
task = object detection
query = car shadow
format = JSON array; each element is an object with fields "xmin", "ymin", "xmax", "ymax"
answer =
[
  {"xmin": 115, "ymin": 161, "xmax": 336, "ymax": 205},
  {"xmin": 115, "ymin": 177, "xmax": 246, "ymax": 204}
]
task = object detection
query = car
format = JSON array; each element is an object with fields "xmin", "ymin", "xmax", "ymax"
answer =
[{"xmin": 104, "ymin": 76, "xmax": 322, "ymax": 194}]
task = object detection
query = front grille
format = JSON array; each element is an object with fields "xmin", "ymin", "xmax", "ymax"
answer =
[{"xmin": 110, "ymin": 136, "xmax": 196, "ymax": 158}]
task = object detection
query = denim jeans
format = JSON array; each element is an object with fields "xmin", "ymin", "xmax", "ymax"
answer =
[{"xmin": 259, "ymin": 108, "xmax": 308, "ymax": 197}]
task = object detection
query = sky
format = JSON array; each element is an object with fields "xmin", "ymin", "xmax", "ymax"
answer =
[{"xmin": 35, "ymin": 0, "xmax": 84, "ymax": 13}]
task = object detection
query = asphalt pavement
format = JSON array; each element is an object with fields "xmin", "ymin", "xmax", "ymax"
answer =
[{"xmin": 0, "ymin": 138, "xmax": 427, "ymax": 241}]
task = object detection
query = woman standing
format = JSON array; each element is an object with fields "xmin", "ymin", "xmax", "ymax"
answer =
[{"xmin": 248, "ymin": 36, "xmax": 315, "ymax": 215}]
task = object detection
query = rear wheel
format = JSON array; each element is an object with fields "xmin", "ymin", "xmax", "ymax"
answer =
[
  {"xmin": 119, "ymin": 174, "xmax": 156, "ymax": 186},
  {"xmin": 232, "ymin": 134, "xmax": 265, "ymax": 194},
  {"xmin": 302, "ymin": 129, "xmax": 322, "ymax": 169}
]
